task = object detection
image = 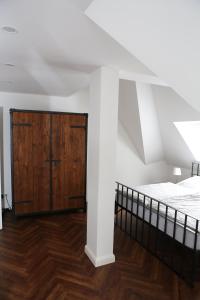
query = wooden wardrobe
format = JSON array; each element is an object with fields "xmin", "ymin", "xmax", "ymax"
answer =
[{"xmin": 10, "ymin": 109, "xmax": 88, "ymax": 216}]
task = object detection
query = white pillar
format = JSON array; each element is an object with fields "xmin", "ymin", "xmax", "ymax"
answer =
[{"xmin": 85, "ymin": 67, "xmax": 119, "ymax": 267}]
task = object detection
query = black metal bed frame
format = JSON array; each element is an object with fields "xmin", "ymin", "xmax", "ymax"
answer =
[{"xmin": 115, "ymin": 162, "xmax": 200, "ymax": 286}]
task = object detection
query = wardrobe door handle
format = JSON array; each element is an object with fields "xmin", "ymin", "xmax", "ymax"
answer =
[{"xmin": 52, "ymin": 159, "xmax": 61, "ymax": 167}]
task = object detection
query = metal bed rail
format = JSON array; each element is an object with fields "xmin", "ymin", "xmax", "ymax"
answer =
[{"xmin": 115, "ymin": 181, "xmax": 200, "ymax": 286}]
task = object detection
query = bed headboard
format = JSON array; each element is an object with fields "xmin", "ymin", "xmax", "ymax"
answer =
[{"xmin": 192, "ymin": 161, "xmax": 200, "ymax": 176}]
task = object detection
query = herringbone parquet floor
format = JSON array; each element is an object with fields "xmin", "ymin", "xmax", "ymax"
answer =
[{"xmin": 0, "ymin": 212, "xmax": 200, "ymax": 300}]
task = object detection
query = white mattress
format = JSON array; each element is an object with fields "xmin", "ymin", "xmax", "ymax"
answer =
[
  {"xmin": 135, "ymin": 182, "xmax": 195, "ymax": 200},
  {"xmin": 117, "ymin": 182, "xmax": 200, "ymax": 250}
]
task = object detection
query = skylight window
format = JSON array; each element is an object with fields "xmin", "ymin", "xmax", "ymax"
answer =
[{"xmin": 174, "ymin": 121, "xmax": 200, "ymax": 161}]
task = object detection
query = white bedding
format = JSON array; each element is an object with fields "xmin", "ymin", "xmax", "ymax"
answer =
[
  {"xmin": 135, "ymin": 182, "xmax": 200, "ymax": 229},
  {"xmin": 134, "ymin": 182, "xmax": 195, "ymax": 200},
  {"xmin": 117, "ymin": 181, "xmax": 200, "ymax": 249},
  {"xmin": 178, "ymin": 176, "xmax": 200, "ymax": 192}
]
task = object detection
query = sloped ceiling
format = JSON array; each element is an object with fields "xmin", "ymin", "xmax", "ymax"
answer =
[
  {"xmin": 86, "ymin": 0, "xmax": 200, "ymax": 112},
  {"xmin": 153, "ymin": 86, "xmax": 200, "ymax": 168},
  {"xmin": 0, "ymin": 0, "xmax": 152, "ymax": 96}
]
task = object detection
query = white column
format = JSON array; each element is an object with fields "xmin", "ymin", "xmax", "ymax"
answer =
[{"xmin": 85, "ymin": 67, "xmax": 119, "ymax": 267}]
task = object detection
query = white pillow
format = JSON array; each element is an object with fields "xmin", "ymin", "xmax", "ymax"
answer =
[{"xmin": 178, "ymin": 176, "xmax": 200, "ymax": 191}]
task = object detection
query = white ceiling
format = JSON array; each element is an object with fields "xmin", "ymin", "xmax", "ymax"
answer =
[
  {"xmin": 86, "ymin": 0, "xmax": 200, "ymax": 112},
  {"xmin": 0, "ymin": 0, "xmax": 152, "ymax": 96}
]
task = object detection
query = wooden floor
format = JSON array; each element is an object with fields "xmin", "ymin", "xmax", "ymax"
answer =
[{"xmin": 0, "ymin": 212, "xmax": 200, "ymax": 300}]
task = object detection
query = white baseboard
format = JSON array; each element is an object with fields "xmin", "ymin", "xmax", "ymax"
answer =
[{"xmin": 84, "ymin": 245, "xmax": 115, "ymax": 267}]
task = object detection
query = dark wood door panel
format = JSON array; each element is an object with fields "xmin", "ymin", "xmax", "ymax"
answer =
[
  {"xmin": 11, "ymin": 110, "xmax": 87, "ymax": 215},
  {"xmin": 13, "ymin": 116, "xmax": 34, "ymax": 204},
  {"xmin": 52, "ymin": 114, "xmax": 86, "ymax": 210},
  {"xmin": 67, "ymin": 127, "xmax": 86, "ymax": 197},
  {"xmin": 12, "ymin": 112, "xmax": 50, "ymax": 214},
  {"xmin": 51, "ymin": 114, "xmax": 67, "ymax": 210},
  {"xmin": 32, "ymin": 113, "xmax": 50, "ymax": 212}
]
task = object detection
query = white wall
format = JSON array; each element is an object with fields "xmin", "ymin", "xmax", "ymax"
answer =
[
  {"xmin": 0, "ymin": 89, "xmax": 89, "ymax": 207},
  {"xmin": 118, "ymin": 80, "xmax": 145, "ymax": 161},
  {"xmin": 116, "ymin": 122, "xmax": 169, "ymax": 187},
  {"xmin": 119, "ymin": 80, "xmax": 164, "ymax": 165},
  {"xmin": 153, "ymin": 86, "xmax": 200, "ymax": 170},
  {"xmin": 117, "ymin": 80, "xmax": 168, "ymax": 187},
  {"xmin": 136, "ymin": 82, "xmax": 164, "ymax": 164},
  {"xmin": 117, "ymin": 82, "xmax": 199, "ymax": 187}
]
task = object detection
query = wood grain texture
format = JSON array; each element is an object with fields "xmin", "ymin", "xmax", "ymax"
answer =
[
  {"xmin": 0, "ymin": 212, "xmax": 200, "ymax": 300},
  {"xmin": 12, "ymin": 111, "xmax": 87, "ymax": 215},
  {"xmin": 52, "ymin": 114, "xmax": 86, "ymax": 210},
  {"xmin": 13, "ymin": 112, "xmax": 50, "ymax": 214}
]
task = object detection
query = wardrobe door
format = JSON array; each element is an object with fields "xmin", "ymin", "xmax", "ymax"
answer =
[
  {"xmin": 12, "ymin": 112, "xmax": 50, "ymax": 214},
  {"xmin": 51, "ymin": 114, "xmax": 87, "ymax": 210}
]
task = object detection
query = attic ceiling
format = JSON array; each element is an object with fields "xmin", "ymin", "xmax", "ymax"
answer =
[
  {"xmin": 86, "ymin": 0, "xmax": 200, "ymax": 112},
  {"xmin": 0, "ymin": 0, "xmax": 152, "ymax": 96}
]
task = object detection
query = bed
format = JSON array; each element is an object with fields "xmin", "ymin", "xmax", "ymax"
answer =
[{"xmin": 115, "ymin": 162, "xmax": 200, "ymax": 285}]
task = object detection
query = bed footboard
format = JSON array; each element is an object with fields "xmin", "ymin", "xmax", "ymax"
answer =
[{"xmin": 115, "ymin": 182, "xmax": 200, "ymax": 286}]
